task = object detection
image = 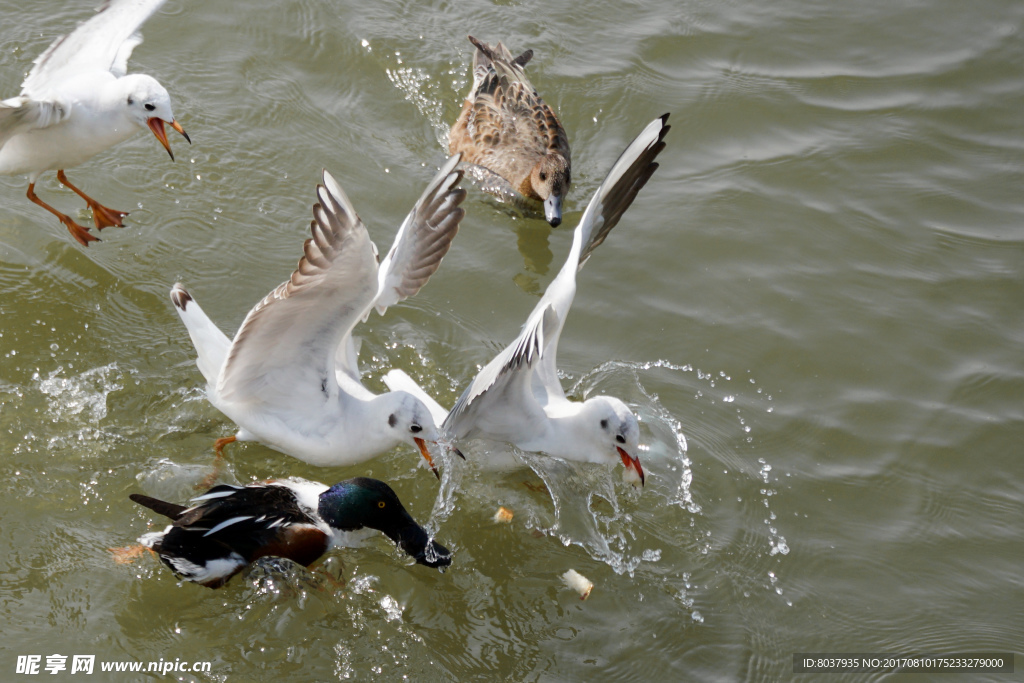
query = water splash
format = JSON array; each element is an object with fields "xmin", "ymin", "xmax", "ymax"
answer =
[
  {"xmin": 35, "ymin": 363, "xmax": 123, "ymax": 423},
  {"xmin": 426, "ymin": 443, "xmax": 467, "ymax": 535},
  {"xmin": 571, "ymin": 359, "xmax": 699, "ymax": 514},
  {"xmin": 759, "ymin": 458, "xmax": 790, "ymax": 557},
  {"xmin": 385, "ymin": 65, "xmax": 449, "ymax": 147}
]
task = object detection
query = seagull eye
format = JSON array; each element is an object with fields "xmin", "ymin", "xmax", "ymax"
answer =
[
  {"xmin": 616, "ymin": 434, "xmax": 626, "ymax": 444},
  {"xmin": 378, "ymin": 501, "xmax": 386, "ymax": 509},
  {"xmin": 144, "ymin": 103, "xmax": 156, "ymax": 112},
  {"xmin": 539, "ymin": 172, "xmax": 548, "ymax": 181},
  {"xmin": 410, "ymin": 424, "xmax": 423, "ymax": 434},
  {"xmin": 600, "ymin": 419, "xmax": 608, "ymax": 429}
]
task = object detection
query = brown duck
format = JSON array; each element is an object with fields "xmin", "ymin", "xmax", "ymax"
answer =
[{"xmin": 449, "ymin": 36, "xmax": 570, "ymax": 226}]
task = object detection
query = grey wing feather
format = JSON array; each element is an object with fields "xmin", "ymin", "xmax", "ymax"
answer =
[
  {"xmin": 21, "ymin": 0, "xmax": 166, "ymax": 95},
  {"xmin": 444, "ymin": 303, "xmax": 561, "ymax": 434},
  {"xmin": 374, "ymin": 154, "xmax": 466, "ymax": 314},
  {"xmin": 575, "ymin": 114, "xmax": 670, "ymax": 270},
  {"xmin": 217, "ymin": 171, "xmax": 379, "ymax": 405},
  {"xmin": 0, "ymin": 97, "xmax": 70, "ymax": 146}
]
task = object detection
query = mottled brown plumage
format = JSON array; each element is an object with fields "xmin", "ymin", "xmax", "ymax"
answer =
[{"xmin": 449, "ymin": 36, "xmax": 570, "ymax": 226}]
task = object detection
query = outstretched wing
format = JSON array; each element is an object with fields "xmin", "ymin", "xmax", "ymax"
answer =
[
  {"xmin": 573, "ymin": 114, "xmax": 670, "ymax": 270},
  {"xmin": 373, "ymin": 154, "xmax": 466, "ymax": 314},
  {"xmin": 22, "ymin": 0, "xmax": 167, "ymax": 96},
  {"xmin": 444, "ymin": 301, "xmax": 562, "ymax": 437},
  {"xmin": 444, "ymin": 114, "xmax": 670, "ymax": 437},
  {"xmin": 217, "ymin": 171, "xmax": 379, "ymax": 407},
  {"xmin": 331, "ymin": 156, "xmax": 466, "ymax": 383}
]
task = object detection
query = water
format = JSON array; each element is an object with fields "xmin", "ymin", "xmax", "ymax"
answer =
[{"xmin": 1, "ymin": 0, "xmax": 1022, "ymax": 680}]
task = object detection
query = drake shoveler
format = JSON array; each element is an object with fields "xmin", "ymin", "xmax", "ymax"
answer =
[{"xmin": 130, "ymin": 477, "xmax": 451, "ymax": 588}]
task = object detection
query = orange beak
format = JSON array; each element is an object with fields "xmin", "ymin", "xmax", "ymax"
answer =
[
  {"xmin": 617, "ymin": 446, "xmax": 645, "ymax": 486},
  {"xmin": 415, "ymin": 437, "xmax": 440, "ymax": 480},
  {"xmin": 147, "ymin": 118, "xmax": 190, "ymax": 161}
]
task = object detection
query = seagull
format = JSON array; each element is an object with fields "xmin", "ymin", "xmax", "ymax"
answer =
[
  {"xmin": 129, "ymin": 476, "xmax": 451, "ymax": 588},
  {"xmin": 0, "ymin": 0, "xmax": 189, "ymax": 246},
  {"xmin": 171, "ymin": 155, "xmax": 466, "ymax": 477},
  {"xmin": 449, "ymin": 35, "xmax": 570, "ymax": 227},
  {"xmin": 387, "ymin": 115, "xmax": 670, "ymax": 485}
]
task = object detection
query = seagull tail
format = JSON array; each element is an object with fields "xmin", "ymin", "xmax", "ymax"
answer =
[{"xmin": 170, "ymin": 283, "xmax": 231, "ymax": 386}]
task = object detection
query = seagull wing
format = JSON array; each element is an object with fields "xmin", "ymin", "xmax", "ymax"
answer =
[
  {"xmin": 373, "ymin": 154, "xmax": 466, "ymax": 315},
  {"xmin": 572, "ymin": 114, "xmax": 670, "ymax": 270},
  {"xmin": 216, "ymin": 171, "xmax": 379, "ymax": 409},
  {"xmin": 0, "ymin": 96, "xmax": 71, "ymax": 146},
  {"xmin": 444, "ymin": 298, "xmax": 564, "ymax": 439},
  {"xmin": 444, "ymin": 114, "xmax": 671, "ymax": 436},
  {"xmin": 331, "ymin": 156, "xmax": 465, "ymax": 383},
  {"xmin": 21, "ymin": 0, "xmax": 166, "ymax": 95}
]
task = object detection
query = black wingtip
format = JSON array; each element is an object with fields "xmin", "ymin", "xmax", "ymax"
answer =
[{"xmin": 170, "ymin": 284, "xmax": 192, "ymax": 311}]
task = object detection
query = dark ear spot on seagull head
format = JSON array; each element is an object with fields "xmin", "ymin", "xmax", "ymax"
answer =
[
  {"xmin": 600, "ymin": 419, "xmax": 609, "ymax": 429},
  {"xmin": 124, "ymin": 74, "xmax": 190, "ymax": 157},
  {"xmin": 388, "ymin": 413, "xmax": 398, "ymax": 428}
]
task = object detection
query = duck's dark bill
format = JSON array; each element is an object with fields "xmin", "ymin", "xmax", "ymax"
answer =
[{"xmin": 395, "ymin": 522, "xmax": 452, "ymax": 569}]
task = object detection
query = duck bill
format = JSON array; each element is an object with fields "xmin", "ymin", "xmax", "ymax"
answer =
[
  {"xmin": 147, "ymin": 118, "xmax": 190, "ymax": 161},
  {"xmin": 414, "ymin": 437, "xmax": 440, "ymax": 479},
  {"xmin": 388, "ymin": 513, "xmax": 452, "ymax": 569},
  {"xmin": 543, "ymin": 194, "xmax": 562, "ymax": 227},
  {"xmin": 617, "ymin": 446, "xmax": 645, "ymax": 487}
]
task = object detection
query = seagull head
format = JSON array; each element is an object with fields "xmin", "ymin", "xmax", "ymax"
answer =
[
  {"xmin": 580, "ymin": 396, "xmax": 645, "ymax": 486},
  {"xmin": 530, "ymin": 153, "xmax": 570, "ymax": 227},
  {"xmin": 384, "ymin": 392, "xmax": 443, "ymax": 477},
  {"xmin": 120, "ymin": 74, "xmax": 190, "ymax": 161}
]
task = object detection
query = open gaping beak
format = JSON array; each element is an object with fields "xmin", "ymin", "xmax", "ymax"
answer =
[
  {"xmin": 414, "ymin": 437, "xmax": 440, "ymax": 480},
  {"xmin": 147, "ymin": 118, "xmax": 191, "ymax": 161},
  {"xmin": 617, "ymin": 446, "xmax": 645, "ymax": 487}
]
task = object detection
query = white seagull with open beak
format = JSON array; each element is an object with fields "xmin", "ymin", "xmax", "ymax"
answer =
[
  {"xmin": 171, "ymin": 156, "xmax": 466, "ymax": 479},
  {"xmin": 0, "ymin": 0, "xmax": 189, "ymax": 246},
  {"xmin": 385, "ymin": 115, "xmax": 670, "ymax": 486}
]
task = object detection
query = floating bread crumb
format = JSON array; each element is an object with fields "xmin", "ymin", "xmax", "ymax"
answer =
[
  {"xmin": 561, "ymin": 569, "xmax": 593, "ymax": 600},
  {"xmin": 622, "ymin": 465, "xmax": 643, "ymax": 487},
  {"xmin": 493, "ymin": 506, "xmax": 514, "ymax": 523}
]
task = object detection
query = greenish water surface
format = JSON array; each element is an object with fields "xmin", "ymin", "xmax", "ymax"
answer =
[{"xmin": 1, "ymin": 0, "xmax": 1021, "ymax": 680}]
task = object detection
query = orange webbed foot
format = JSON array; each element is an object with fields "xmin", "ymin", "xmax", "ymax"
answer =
[
  {"xmin": 89, "ymin": 202, "xmax": 129, "ymax": 230},
  {"xmin": 61, "ymin": 216, "xmax": 99, "ymax": 246},
  {"xmin": 108, "ymin": 545, "xmax": 154, "ymax": 565}
]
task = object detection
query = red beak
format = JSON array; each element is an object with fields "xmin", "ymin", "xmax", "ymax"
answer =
[
  {"xmin": 617, "ymin": 446, "xmax": 645, "ymax": 486},
  {"xmin": 415, "ymin": 437, "xmax": 440, "ymax": 480},
  {"xmin": 147, "ymin": 118, "xmax": 190, "ymax": 161}
]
